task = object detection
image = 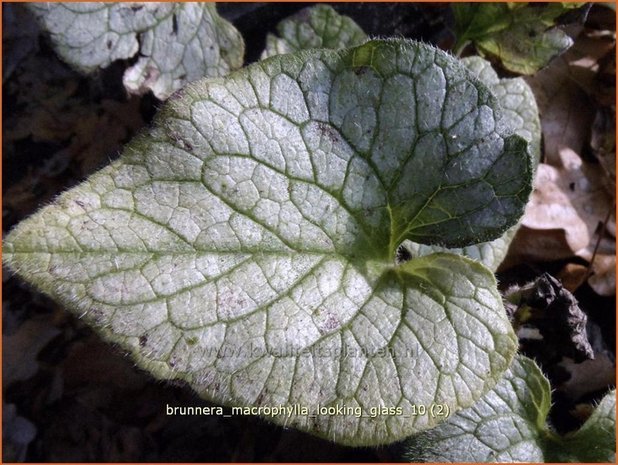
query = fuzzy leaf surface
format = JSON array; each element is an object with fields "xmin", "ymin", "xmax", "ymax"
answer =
[
  {"xmin": 403, "ymin": 356, "xmax": 550, "ymax": 462},
  {"xmin": 261, "ymin": 5, "xmax": 367, "ymax": 59},
  {"xmin": 403, "ymin": 356, "xmax": 616, "ymax": 462},
  {"xmin": 28, "ymin": 2, "xmax": 244, "ymax": 99},
  {"xmin": 3, "ymin": 40, "xmax": 528, "ymax": 445},
  {"xmin": 453, "ymin": 3, "xmax": 582, "ymax": 74}
]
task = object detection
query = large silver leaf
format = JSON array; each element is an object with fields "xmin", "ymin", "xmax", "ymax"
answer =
[{"xmin": 4, "ymin": 40, "xmax": 529, "ymax": 445}]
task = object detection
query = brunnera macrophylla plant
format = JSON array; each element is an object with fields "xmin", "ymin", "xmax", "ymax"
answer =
[
  {"xmin": 27, "ymin": 2, "xmax": 244, "ymax": 100},
  {"xmin": 401, "ymin": 55, "xmax": 541, "ymax": 271},
  {"xmin": 260, "ymin": 5, "xmax": 542, "ymax": 272},
  {"xmin": 260, "ymin": 4, "xmax": 367, "ymax": 60},
  {"xmin": 3, "ymin": 39, "xmax": 533, "ymax": 446},
  {"xmin": 403, "ymin": 355, "xmax": 616, "ymax": 462}
]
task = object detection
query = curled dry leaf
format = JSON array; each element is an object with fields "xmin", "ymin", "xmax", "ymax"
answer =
[{"xmin": 504, "ymin": 273, "xmax": 593, "ymax": 364}]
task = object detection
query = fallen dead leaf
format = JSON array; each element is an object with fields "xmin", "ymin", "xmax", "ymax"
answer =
[
  {"xmin": 557, "ymin": 351, "xmax": 615, "ymax": 401},
  {"xmin": 525, "ymin": 52, "xmax": 595, "ymax": 167},
  {"xmin": 557, "ymin": 263, "xmax": 589, "ymax": 293},
  {"xmin": 501, "ymin": 226, "xmax": 574, "ymax": 270},
  {"xmin": 595, "ymin": 43, "xmax": 616, "ymax": 107},
  {"xmin": 590, "ymin": 106, "xmax": 616, "ymax": 200},
  {"xmin": 521, "ymin": 149, "xmax": 615, "ymax": 255},
  {"xmin": 505, "ymin": 146, "xmax": 616, "ymax": 295},
  {"xmin": 588, "ymin": 254, "xmax": 616, "ymax": 296},
  {"xmin": 512, "ymin": 21, "xmax": 617, "ymax": 297},
  {"xmin": 564, "ymin": 29, "xmax": 616, "ymax": 97}
]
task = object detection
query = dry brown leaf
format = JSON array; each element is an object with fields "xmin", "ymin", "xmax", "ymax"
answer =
[
  {"xmin": 565, "ymin": 30, "xmax": 616, "ymax": 97},
  {"xmin": 588, "ymin": 254, "xmax": 616, "ymax": 296},
  {"xmin": 555, "ymin": 255, "xmax": 616, "ymax": 296},
  {"xmin": 506, "ymin": 144, "xmax": 616, "ymax": 296},
  {"xmin": 525, "ymin": 53, "xmax": 595, "ymax": 167},
  {"xmin": 557, "ymin": 352, "xmax": 615, "ymax": 400},
  {"xmin": 512, "ymin": 19, "xmax": 616, "ymax": 296},
  {"xmin": 525, "ymin": 26, "xmax": 615, "ymax": 167},
  {"xmin": 556, "ymin": 263, "xmax": 589, "ymax": 293},
  {"xmin": 595, "ymin": 43, "xmax": 616, "ymax": 107},
  {"xmin": 590, "ymin": 106, "xmax": 616, "ymax": 200},
  {"xmin": 522, "ymin": 149, "xmax": 614, "ymax": 256},
  {"xmin": 500, "ymin": 226, "xmax": 574, "ymax": 270}
]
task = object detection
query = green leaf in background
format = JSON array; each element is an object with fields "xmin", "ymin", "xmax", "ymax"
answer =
[
  {"xmin": 403, "ymin": 356, "xmax": 550, "ymax": 462},
  {"xmin": 547, "ymin": 389, "xmax": 616, "ymax": 463},
  {"xmin": 402, "ymin": 355, "xmax": 616, "ymax": 462},
  {"xmin": 453, "ymin": 3, "xmax": 583, "ymax": 74},
  {"xmin": 402, "ymin": 56, "xmax": 541, "ymax": 271},
  {"xmin": 261, "ymin": 5, "xmax": 367, "ymax": 59},
  {"xmin": 28, "ymin": 3, "xmax": 244, "ymax": 99},
  {"xmin": 3, "ymin": 39, "xmax": 531, "ymax": 446}
]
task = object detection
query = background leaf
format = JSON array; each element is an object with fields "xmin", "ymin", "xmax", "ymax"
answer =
[
  {"xmin": 28, "ymin": 3, "xmax": 244, "ymax": 99},
  {"xmin": 261, "ymin": 5, "xmax": 367, "ymax": 59},
  {"xmin": 547, "ymin": 389, "xmax": 616, "ymax": 462},
  {"xmin": 453, "ymin": 3, "xmax": 584, "ymax": 74},
  {"xmin": 402, "ymin": 355, "xmax": 615, "ymax": 463}
]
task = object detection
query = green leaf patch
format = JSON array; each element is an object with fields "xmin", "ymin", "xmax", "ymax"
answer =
[
  {"xmin": 261, "ymin": 5, "xmax": 367, "ymax": 59},
  {"xmin": 453, "ymin": 3, "xmax": 582, "ymax": 75},
  {"xmin": 403, "ymin": 355, "xmax": 616, "ymax": 462}
]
